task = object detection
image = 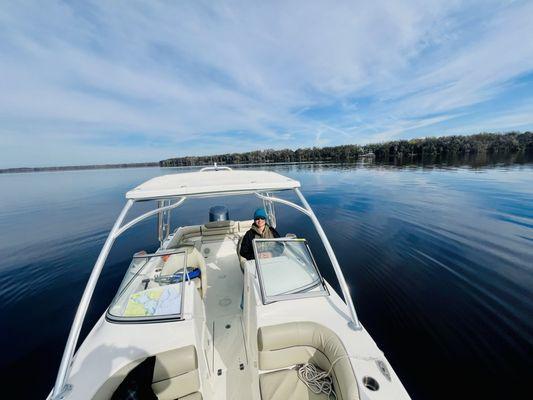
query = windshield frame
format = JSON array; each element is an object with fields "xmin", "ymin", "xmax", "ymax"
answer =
[
  {"xmin": 252, "ymin": 238, "xmax": 329, "ymax": 305},
  {"xmin": 106, "ymin": 248, "xmax": 189, "ymax": 324}
]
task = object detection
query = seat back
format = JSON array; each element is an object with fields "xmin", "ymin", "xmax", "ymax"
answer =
[
  {"xmin": 258, "ymin": 321, "xmax": 360, "ymax": 400},
  {"xmin": 200, "ymin": 220, "xmax": 238, "ymax": 241},
  {"xmin": 236, "ymin": 220, "xmax": 254, "ymax": 271},
  {"xmin": 238, "ymin": 219, "xmax": 253, "ymax": 233},
  {"xmin": 169, "ymin": 225, "xmax": 202, "ymax": 246},
  {"xmin": 169, "ymin": 220, "xmax": 252, "ymax": 247},
  {"xmin": 160, "ymin": 246, "xmax": 207, "ymax": 298},
  {"xmin": 152, "ymin": 345, "xmax": 200, "ymax": 400},
  {"xmin": 236, "ymin": 235, "xmax": 247, "ymax": 272},
  {"xmin": 93, "ymin": 346, "xmax": 201, "ymax": 400}
]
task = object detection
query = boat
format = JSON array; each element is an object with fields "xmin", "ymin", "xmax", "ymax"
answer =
[{"xmin": 49, "ymin": 166, "xmax": 410, "ymax": 400}]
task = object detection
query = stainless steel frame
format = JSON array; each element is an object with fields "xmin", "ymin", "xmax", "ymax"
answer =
[
  {"xmin": 106, "ymin": 248, "xmax": 188, "ymax": 324},
  {"xmin": 115, "ymin": 197, "xmax": 186, "ymax": 238},
  {"xmin": 51, "ymin": 199, "xmax": 133, "ymax": 399},
  {"xmin": 157, "ymin": 199, "xmax": 172, "ymax": 245},
  {"xmin": 52, "ymin": 198, "xmax": 187, "ymax": 399},
  {"xmin": 252, "ymin": 238, "xmax": 329, "ymax": 304},
  {"xmin": 262, "ymin": 192, "xmax": 277, "ymax": 229},
  {"xmin": 256, "ymin": 189, "xmax": 361, "ymax": 330},
  {"xmin": 132, "ymin": 247, "xmax": 191, "ymax": 259}
]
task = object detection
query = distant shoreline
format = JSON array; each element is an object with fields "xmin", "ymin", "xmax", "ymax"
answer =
[
  {"xmin": 0, "ymin": 160, "xmax": 323, "ymax": 174},
  {"xmin": 161, "ymin": 132, "xmax": 533, "ymax": 167},
  {"xmin": 0, "ymin": 162, "xmax": 159, "ymax": 174},
  {"xmin": 2, "ymin": 132, "xmax": 531, "ymax": 174}
]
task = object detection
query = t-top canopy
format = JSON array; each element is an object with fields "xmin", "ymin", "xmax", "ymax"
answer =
[{"xmin": 126, "ymin": 169, "xmax": 300, "ymax": 200}]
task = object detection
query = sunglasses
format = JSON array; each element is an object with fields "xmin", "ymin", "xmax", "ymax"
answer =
[{"xmin": 254, "ymin": 217, "xmax": 266, "ymax": 220}]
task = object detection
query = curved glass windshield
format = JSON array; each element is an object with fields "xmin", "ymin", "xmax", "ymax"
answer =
[
  {"xmin": 107, "ymin": 250, "xmax": 190, "ymax": 322},
  {"xmin": 253, "ymin": 238, "xmax": 328, "ymax": 303}
]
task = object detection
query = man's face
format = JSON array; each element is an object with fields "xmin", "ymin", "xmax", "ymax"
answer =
[{"xmin": 255, "ymin": 217, "xmax": 266, "ymax": 228}]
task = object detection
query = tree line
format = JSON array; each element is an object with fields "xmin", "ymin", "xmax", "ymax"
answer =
[
  {"xmin": 0, "ymin": 162, "xmax": 159, "ymax": 174},
  {"xmin": 160, "ymin": 132, "xmax": 533, "ymax": 166}
]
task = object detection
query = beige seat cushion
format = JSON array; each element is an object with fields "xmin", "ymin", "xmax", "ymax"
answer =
[
  {"xmin": 153, "ymin": 345, "xmax": 197, "ymax": 382},
  {"xmin": 200, "ymin": 220, "xmax": 238, "ymax": 241},
  {"xmin": 160, "ymin": 247, "xmax": 207, "ymax": 298},
  {"xmin": 92, "ymin": 346, "xmax": 201, "ymax": 400},
  {"xmin": 238, "ymin": 220, "xmax": 253, "ymax": 233},
  {"xmin": 153, "ymin": 370, "xmax": 200, "ymax": 400},
  {"xmin": 203, "ymin": 220, "xmax": 234, "ymax": 230},
  {"xmin": 236, "ymin": 235, "xmax": 247, "ymax": 272},
  {"xmin": 258, "ymin": 322, "xmax": 359, "ymax": 400},
  {"xmin": 260, "ymin": 369, "xmax": 329, "ymax": 400},
  {"xmin": 236, "ymin": 219, "xmax": 254, "ymax": 272},
  {"xmin": 179, "ymin": 392, "xmax": 203, "ymax": 400},
  {"xmin": 151, "ymin": 345, "xmax": 200, "ymax": 400},
  {"xmin": 175, "ymin": 226, "xmax": 202, "ymax": 241},
  {"xmin": 237, "ymin": 219, "xmax": 254, "ymax": 273}
]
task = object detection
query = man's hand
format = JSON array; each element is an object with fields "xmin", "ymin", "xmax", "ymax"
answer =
[{"xmin": 259, "ymin": 252, "xmax": 273, "ymax": 259}]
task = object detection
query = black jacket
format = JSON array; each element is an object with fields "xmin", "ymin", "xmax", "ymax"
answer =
[{"xmin": 239, "ymin": 225, "xmax": 280, "ymax": 260}]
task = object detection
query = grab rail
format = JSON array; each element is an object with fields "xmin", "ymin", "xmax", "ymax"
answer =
[
  {"xmin": 114, "ymin": 197, "xmax": 186, "ymax": 238},
  {"xmin": 52, "ymin": 197, "xmax": 187, "ymax": 399},
  {"xmin": 51, "ymin": 199, "xmax": 134, "ymax": 399}
]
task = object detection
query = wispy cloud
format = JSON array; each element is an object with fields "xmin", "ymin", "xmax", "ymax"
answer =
[{"xmin": 0, "ymin": 0, "xmax": 532, "ymax": 167}]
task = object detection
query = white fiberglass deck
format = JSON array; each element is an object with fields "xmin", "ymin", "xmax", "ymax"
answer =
[{"xmin": 201, "ymin": 238, "xmax": 253, "ymax": 399}]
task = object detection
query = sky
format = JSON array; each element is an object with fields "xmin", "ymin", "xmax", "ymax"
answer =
[{"xmin": 1, "ymin": 0, "xmax": 533, "ymax": 168}]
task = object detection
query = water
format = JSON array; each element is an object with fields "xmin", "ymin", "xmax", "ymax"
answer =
[{"xmin": 0, "ymin": 161, "xmax": 532, "ymax": 399}]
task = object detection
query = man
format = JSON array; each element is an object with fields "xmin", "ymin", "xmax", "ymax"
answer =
[{"xmin": 240, "ymin": 208, "xmax": 280, "ymax": 260}]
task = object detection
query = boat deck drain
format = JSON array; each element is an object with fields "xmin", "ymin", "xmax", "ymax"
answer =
[{"xmin": 363, "ymin": 376, "xmax": 379, "ymax": 391}]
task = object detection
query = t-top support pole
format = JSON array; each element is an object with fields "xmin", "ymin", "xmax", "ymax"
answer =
[
  {"xmin": 255, "ymin": 190, "xmax": 361, "ymax": 330},
  {"xmin": 294, "ymin": 188, "xmax": 361, "ymax": 330},
  {"xmin": 51, "ymin": 199, "xmax": 134, "ymax": 399}
]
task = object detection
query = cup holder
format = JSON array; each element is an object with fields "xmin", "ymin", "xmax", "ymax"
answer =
[{"xmin": 363, "ymin": 376, "xmax": 380, "ymax": 391}]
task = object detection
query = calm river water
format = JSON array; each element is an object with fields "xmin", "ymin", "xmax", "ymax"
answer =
[{"xmin": 0, "ymin": 160, "xmax": 532, "ymax": 399}]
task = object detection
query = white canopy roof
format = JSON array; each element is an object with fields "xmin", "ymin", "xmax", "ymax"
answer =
[{"xmin": 126, "ymin": 169, "xmax": 300, "ymax": 200}]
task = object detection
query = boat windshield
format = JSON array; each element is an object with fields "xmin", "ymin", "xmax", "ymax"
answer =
[
  {"xmin": 253, "ymin": 238, "xmax": 328, "ymax": 304},
  {"xmin": 107, "ymin": 250, "xmax": 190, "ymax": 322}
]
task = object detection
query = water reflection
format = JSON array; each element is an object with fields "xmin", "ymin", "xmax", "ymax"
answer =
[{"xmin": 0, "ymin": 156, "xmax": 532, "ymax": 399}]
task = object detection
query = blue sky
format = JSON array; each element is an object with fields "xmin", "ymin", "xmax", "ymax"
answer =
[{"xmin": 1, "ymin": 0, "xmax": 533, "ymax": 168}]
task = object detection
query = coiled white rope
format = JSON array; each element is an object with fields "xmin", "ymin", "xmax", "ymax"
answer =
[
  {"xmin": 296, "ymin": 355, "xmax": 355, "ymax": 399},
  {"xmin": 297, "ymin": 354, "xmax": 387, "ymax": 398},
  {"xmin": 297, "ymin": 363, "xmax": 336, "ymax": 399}
]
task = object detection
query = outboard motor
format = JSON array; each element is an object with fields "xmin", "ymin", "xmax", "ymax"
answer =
[{"xmin": 209, "ymin": 205, "xmax": 229, "ymax": 222}]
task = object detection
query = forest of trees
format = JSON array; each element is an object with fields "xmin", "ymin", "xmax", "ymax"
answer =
[{"xmin": 160, "ymin": 132, "xmax": 533, "ymax": 167}]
